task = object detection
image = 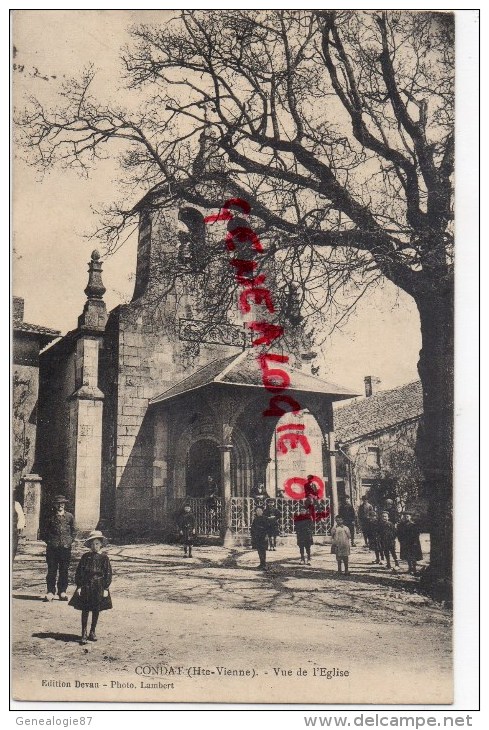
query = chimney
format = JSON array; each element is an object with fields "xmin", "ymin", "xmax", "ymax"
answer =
[
  {"xmin": 13, "ymin": 296, "xmax": 24, "ymax": 324},
  {"xmin": 364, "ymin": 375, "xmax": 381, "ymax": 397}
]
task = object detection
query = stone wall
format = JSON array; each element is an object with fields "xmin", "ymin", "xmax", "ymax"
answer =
[
  {"xmin": 337, "ymin": 420, "xmax": 421, "ymax": 506},
  {"xmin": 13, "ymin": 299, "xmax": 59, "ymax": 521},
  {"xmin": 100, "ymin": 200, "xmax": 244, "ymax": 534},
  {"xmin": 12, "ymin": 359, "xmax": 39, "ymax": 493},
  {"xmin": 36, "ymin": 334, "xmax": 77, "ymax": 507},
  {"xmin": 102, "ymin": 301, "xmax": 240, "ymax": 534},
  {"xmin": 13, "ymin": 330, "xmax": 46, "ymax": 491},
  {"xmin": 37, "ymin": 323, "xmax": 107, "ymax": 531}
]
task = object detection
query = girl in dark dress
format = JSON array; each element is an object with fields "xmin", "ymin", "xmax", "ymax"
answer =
[
  {"xmin": 396, "ymin": 513, "xmax": 423, "ymax": 574},
  {"xmin": 69, "ymin": 530, "xmax": 112, "ymax": 645},
  {"xmin": 294, "ymin": 505, "xmax": 314, "ymax": 565}
]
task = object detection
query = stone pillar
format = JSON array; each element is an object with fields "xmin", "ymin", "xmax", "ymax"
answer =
[
  {"xmin": 328, "ymin": 436, "xmax": 339, "ymax": 521},
  {"xmin": 219, "ymin": 444, "xmax": 234, "ymax": 546},
  {"xmin": 68, "ymin": 251, "xmax": 107, "ymax": 532},
  {"xmin": 22, "ymin": 473, "xmax": 42, "ymax": 540},
  {"xmin": 69, "ymin": 389, "xmax": 104, "ymax": 531},
  {"xmin": 322, "ymin": 403, "xmax": 339, "ymax": 527},
  {"xmin": 152, "ymin": 408, "xmax": 169, "ymax": 528}
]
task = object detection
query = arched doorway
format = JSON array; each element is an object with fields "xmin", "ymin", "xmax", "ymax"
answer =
[
  {"xmin": 266, "ymin": 409, "xmax": 325, "ymax": 498},
  {"xmin": 186, "ymin": 438, "xmax": 221, "ymax": 497}
]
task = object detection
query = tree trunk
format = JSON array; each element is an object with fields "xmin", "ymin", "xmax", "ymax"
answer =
[{"xmin": 415, "ymin": 282, "xmax": 454, "ymax": 601}]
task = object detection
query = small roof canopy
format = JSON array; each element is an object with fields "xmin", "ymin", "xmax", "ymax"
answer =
[{"xmin": 150, "ymin": 350, "xmax": 358, "ymax": 406}]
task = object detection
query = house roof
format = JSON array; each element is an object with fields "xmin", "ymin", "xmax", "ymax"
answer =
[
  {"xmin": 333, "ymin": 380, "xmax": 423, "ymax": 443},
  {"xmin": 13, "ymin": 321, "xmax": 60, "ymax": 348},
  {"xmin": 150, "ymin": 350, "xmax": 358, "ymax": 406},
  {"xmin": 14, "ymin": 321, "xmax": 60, "ymax": 337}
]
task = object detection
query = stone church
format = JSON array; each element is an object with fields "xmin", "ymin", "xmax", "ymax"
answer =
[{"xmin": 35, "ymin": 188, "xmax": 356, "ymax": 541}]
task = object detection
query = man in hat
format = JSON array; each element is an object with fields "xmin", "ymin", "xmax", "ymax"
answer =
[
  {"xmin": 358, "ymin": 495, "xmax": 375, "ymax": 548},
  {"xmin": 40, "ymin": 495, "xmax": 75, "ymax": 602}
]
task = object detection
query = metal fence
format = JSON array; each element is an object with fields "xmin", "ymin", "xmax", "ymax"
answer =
[
  {"xmin": 175, "ymin": 497, "xmax": 223, "ymax": 536},
  {"xmin": 231, "ymin": 497, "xmax": 331, "ymax": 537},
  {"xmin": 175, "ymin": 496, "xmax": 331, "ymax": 538}
]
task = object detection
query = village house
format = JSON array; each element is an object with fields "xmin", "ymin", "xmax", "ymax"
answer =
[
  {"xmin": 333, "ymin": 377, "xmax": 424, "ymax": 512},
  {"xmin": 32, "ymin": 190, "xmax": 357, "ymax": 541},
  {"xmin": 13, "ymin": 296, "xmax": 59, "ymax": 537}
]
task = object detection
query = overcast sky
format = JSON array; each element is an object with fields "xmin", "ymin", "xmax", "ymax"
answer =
[{"xmin": 12, "ymin": 10, "xmax": 422, "ymax": 394}]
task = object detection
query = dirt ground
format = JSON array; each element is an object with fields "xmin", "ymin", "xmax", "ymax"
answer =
[{"xmin": 12, "ymin": 538, "xmax": 452, "ymax": 705}]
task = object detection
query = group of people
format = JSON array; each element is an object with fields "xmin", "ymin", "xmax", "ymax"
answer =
[
  {"xmin": 15, "ymin": 487, "xmax": 422, "ymax": 645},
  {"xmin": 177, "ymin": 496, "xmax": 282, "ymax": 564},
  {"xmin": 357, "ymin": 495, "xmax": 423, "ymax": 574},
  {"xmin": 247, "ymin": 476, "xmax": 322, "ymax": 568},
  {"xmin": 247, "ymin": 492, "xmax": 423, "ymax": 577},
  {"xmin": 249, "ymin": 504, "xmax": 353, "ymax": 573},
  {"xmin": 177, "ymin": 481, "xmax": 422, "ymax": 577}
]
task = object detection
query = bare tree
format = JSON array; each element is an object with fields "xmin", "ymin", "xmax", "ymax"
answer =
[{"xmin": 16, "ymin": 10, "xmax": 454, "ymax": 598}]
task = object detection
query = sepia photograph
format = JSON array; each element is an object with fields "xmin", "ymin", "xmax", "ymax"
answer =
[{"xmin": 10, "ymin": 8, "xmax": 470, "ymax": 706}]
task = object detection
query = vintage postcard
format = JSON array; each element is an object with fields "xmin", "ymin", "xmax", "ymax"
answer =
[{"xmin": 12, "ymin": 8, "xmax": 466, "ymax": 705}]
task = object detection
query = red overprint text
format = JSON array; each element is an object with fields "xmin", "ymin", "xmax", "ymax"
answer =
[
  {"xmin": 284, "ymin": 476, "xmax": 325, "ymax": 501},
  {"xmin": 204, "ymin": 199, "xmax": 327, "ymax": 522}
]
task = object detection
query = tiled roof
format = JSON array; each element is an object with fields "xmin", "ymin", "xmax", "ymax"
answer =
[
  {"xmin": 333, "ymin": 380, "xmax": 423, "ymax": 443},
  {"xmin": 150, "ymin": 350, "xmax": 358, "ymax": 405},
  {"xmin": 14, "ymin": 321, "xmax": 60, "ymax": 339}
]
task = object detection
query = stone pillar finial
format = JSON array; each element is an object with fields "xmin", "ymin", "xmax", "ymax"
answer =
[
  {"xmin": 78, "ymin": 250, "xmax": 107, "ymax": 332},
  {"xmin": 84, "ymin": 250, "xmax": 106, "ymax": 300}
]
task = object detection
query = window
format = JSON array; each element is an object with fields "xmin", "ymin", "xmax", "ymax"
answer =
[
  {"xmin": 178, "ymin": 207, "xmax": 206, "ymax": 270},
  {"xmin": 367, "ymin": 446, "xmax": 380, "ymax": 468},
  {"xmin": 361, "ymin": 479, "xmax": 375, "ymax": 499}
]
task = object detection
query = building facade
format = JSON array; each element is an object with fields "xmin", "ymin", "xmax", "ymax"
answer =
[
  {"xmin": 333, "ymin": 377, "xmax": 424, "ymax": 512},
  {"xmin": 13, "ymin": 296, "xmax": 59, "ymax": 493},
  {"xmin": 35, "ymin": 192, "xmax": 357, "ymax": 538}
]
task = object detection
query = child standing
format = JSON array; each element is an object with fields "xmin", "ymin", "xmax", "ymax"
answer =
[
  {"xmin": 370, "ymin": 511, "xmax": 386, "ymax": 565},
  {"xmin": 294, "ymin": 505, "xmax": 314, "ymax": 565},
  {"xmin": 396, "ymin": 513, "xmax": 423, "ymax": 574},
  {"xmin": 69, "ymin": 530, "xmax": 112, "ymax": 645},
  {"xmin": 263, "ymin": 498, "xmax": 281, "ymax": 551},
  {"xmin": 378, "ymin": 511, "xmax": 400, "ymax": 570},
  {"xmin": 178, "ymin": 503, "xmax": 196, "ymax": 557},
  {"xmin": 331, "ymin": 516, "xmax": 351, "ymax": 575},
  {"xmin": 250, "ymin": 507, "xmax": 269, "ymax": 569}
]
